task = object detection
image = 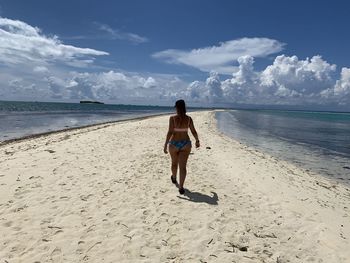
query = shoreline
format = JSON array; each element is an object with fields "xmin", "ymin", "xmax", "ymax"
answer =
[
  {"xmin": 2, "ymin": 109, "xmax": 348, "ymax": 187},
  {"xmin": 0, "ymin": 110, "xmax": 349, "ymax": 262},
  {"xmin": 0, "ymin": 112, "xmax": 173, "ymax": 147},
  {"xmin": 3, "ymin": 108, "xmax": 348, "ymax": 188},
  {"xmin": 215, "ymin": 109, "xmax": 350, "ymax": 188}
]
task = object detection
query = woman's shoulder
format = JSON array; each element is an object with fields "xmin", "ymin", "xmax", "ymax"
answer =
[{"xmin": 170, "ymin": 114, "xmax": 191, "ymax": 120}]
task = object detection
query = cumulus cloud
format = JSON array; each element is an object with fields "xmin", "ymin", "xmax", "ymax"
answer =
[
  {"xmin": 206, "ymin": 71, "xmax": 223, "ymax": 102},
  {"xmin": 8, "ymin": 78, "xmax": 37, "ymax": 96},
  {"xmin": 2, "ymin": 53, "xmax": 348, "ymax": 108},
  {"xmin": 260, "ymin": 55, "xmax": 336, "ymax": 95},
  {"xmin": 2, "ymin": 70, "xmax": 186, "ymax": 104},
  {"xmin": 143, "ymin": 77, "xmax": 157, "ymax": 89},
  {"xmin": 152, "ymin": 38, "xmax": 348, "ymax": 107},
  {"xmin": 220, "ymin": 55, "xmax": 259, "ymax": 104},
  {"xmin": 185, "ymin": 54, "xmax": 347, "ymax": 107},
  {"xmin": 0, "ymin": 17, "xmax": 184, "ymax": 104},
  {"xmin": 321, "ymin": 67, "xmax": 350, "ymax": 105},
  {"xmin": 0, "ymin": 17, "xmax": 108, "ymax": 67},
  {"xmin": 152, "ymin": 38, "xmax": 285, "ymax": 74},
  {"xmin": 0, "ymin": 16, "xmax": 349, "ymax": 108},
  {"xmin": 334, "ymin": 68, "xmax": 350, "ymax": 96},
  {"xmin": 33, "ymin": 66, "xmax": 49, "ymax": 73},
  {"xmin": 229, "ymin": 55, "xmax": 337, "ymax": 104},
  {"xmin": 186, "ymin": 81, "xmax": 205, "ymax": 101},
  {"xmin": 96, "ymin": 23, "xmax": 149, "ymax": 44}
]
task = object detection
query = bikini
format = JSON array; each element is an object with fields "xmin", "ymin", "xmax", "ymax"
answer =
[{"xmin": 169, "ymin": 117, "xmax": 192, "ymax": 150}]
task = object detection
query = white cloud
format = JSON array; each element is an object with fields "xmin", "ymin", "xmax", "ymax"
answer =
[
  {"xmin": 221, "ymin": 55, "xmax": 259, "ymax": 104},
  {"xmin": 7, "ymin": 70, "xmax": 186, "ymax": 104},
  {"xmin": 96, "ymin": 23, "xmax": 148, "ymax": 44},
  {"xmin": 227, "ymin": 55, "xmax": 258, "ymax": 88},
  {"xmin": 206, "ymin": 71, "xmax": 223, "ymax": 102},
  {"xmin": 0, "ymin": 15, "xmax": 183, "ymax": 105},
  {"xmin": 186, "ymin": 81, "xmax": 206, "ymax": 101},
  {"xmin": 0, "ymin": 16, "xmax": 349, "ymax": 109},
  {"xmin": 8, "ymin": 78, "xmax": 37, "ymax": 95},
  {"xmin": 143, "ymin": 77, "xmax": 157, "ymax": 89},
  {"xmin": 223, "ymin": 55, "xmax": 336, "ymax": 104},
  {"xmin": 1, "ymin": 53, "xmax": 349, "ymax": 108},
  {"xmin": 33, "ymin": 66, "xmax": 49, "ymax": 73},
  {"xmin": 321, "ymin": 67, "xmax": 350, "ymax": 105},
  {"xmin": 184, "ymin": 55, "xmax": 346, "ymax": 107},
  {"xmin": 260, "ymin": 55, "xmax": 336, "ymax": 95},
  {"xmin": 334, "ymin": 68, "xmax": 350, "ymax": 96},
  {"xmin": 152, "ymin": 38, "xmax": 285, "ymax": 74},
  {"xmin": 0, "ymin": 17, "xmax": 108, "ymax": 67}
]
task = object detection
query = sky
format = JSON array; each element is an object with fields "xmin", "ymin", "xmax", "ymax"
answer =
[{"xmin": 0, "ymin": 0, "xmax": 350, "ymax": 110}]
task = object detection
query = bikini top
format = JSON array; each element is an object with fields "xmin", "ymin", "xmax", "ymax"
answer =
[{"xmin": 173, "ymin": 116, "xmax": 190, "ymax": 132}]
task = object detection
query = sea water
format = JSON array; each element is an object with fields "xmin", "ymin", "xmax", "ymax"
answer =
[
  {"xmin": 216, "ymin": 110, "xmax": 350, "ymax": 184},
  {"xmin": 0, "ymin": 100, "xmax": 174, "ymax": 142}
]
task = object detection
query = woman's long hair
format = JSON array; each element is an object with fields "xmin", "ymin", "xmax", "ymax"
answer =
[
  {"xmin": 175, "ymin": 100, "xmax": 187, "ymax": 125},
  {"xmin": 175, "ymin": 99, "xmax": 186, "ymax": 116}
]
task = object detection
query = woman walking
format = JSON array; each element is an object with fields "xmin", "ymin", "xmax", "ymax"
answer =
[{"xmin": 164, "ymin": 100, "xmax": 200, "ymax": 194}]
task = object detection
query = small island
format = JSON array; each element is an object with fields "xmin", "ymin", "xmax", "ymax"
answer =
[{"xmin": 80, "ymin": 100, "xmax": 104, "ymax": 104}]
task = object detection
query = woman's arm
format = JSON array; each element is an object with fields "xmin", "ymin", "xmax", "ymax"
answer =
[
  {"xmin": 164, "ymin": 116, "xmax": 174, "ymax": 153},
  {"xmin": 189, "ymin": 117, "xmax": 200, "ymax": 148}
]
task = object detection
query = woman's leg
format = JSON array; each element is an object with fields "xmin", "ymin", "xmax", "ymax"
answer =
[
  {"xmin": 169, "ymin": 145, "xmax": 179, "ymax": 179},
  {"xmin": 178, "ymin": 145, "xmax": 191, "ymax": 189}
]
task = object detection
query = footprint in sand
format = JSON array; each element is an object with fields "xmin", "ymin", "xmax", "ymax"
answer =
[
  {"xmin": 3, "ymin": 220, "xmax": 13, "ymax": 227},
  {"xmin": 50, "ymin": 247, "xmax": 62, "ymax": 262},
  {"xmin": 80, "ymin": 241, "xmax": 102, "ymax": 261},
  {"xmin": 76, "ymin": 240, "xmax": 85, "ymax": 254},
  {"xmin": 47, "ymin": 226, "xmax": 64, "ymax": 236}
]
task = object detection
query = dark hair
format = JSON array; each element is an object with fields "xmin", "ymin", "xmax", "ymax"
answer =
[{"xmin": 175, "ymin": 99, "xmax": 186, "ymax": 116}]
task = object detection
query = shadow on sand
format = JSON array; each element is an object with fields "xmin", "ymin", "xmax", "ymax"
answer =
[{"xmin": 178, "ymin": 190, "xmax": 219, "ymax": 205}]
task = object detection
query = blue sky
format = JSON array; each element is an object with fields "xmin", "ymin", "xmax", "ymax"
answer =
[{"xmin": 0, "ymin": 0, "xmax": 350, "ymax": 109}]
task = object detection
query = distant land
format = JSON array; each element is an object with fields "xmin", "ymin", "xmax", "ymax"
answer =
[{"xmin": 79, "ymin": 100, "xmax": 104, "ymax": 104}]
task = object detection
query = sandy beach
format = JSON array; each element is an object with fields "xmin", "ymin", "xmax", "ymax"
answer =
[{"xmin": 0, "ymin": 110, "xmax": 349, "ymax": 262}]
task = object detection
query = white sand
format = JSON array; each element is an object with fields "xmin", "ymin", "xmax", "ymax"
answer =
[{"xmin": 0, "ymin": 111, "xmax": 349, "ymax": 262}]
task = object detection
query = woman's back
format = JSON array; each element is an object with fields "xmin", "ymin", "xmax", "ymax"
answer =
[{"xmin": 172, "ymin": 115, "xmax": 191, "ymax": 140}]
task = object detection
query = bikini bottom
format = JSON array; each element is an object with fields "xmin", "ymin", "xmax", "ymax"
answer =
[{"xmin": 169, "ymin": 140, "xmax": 191, "ymax": 150}]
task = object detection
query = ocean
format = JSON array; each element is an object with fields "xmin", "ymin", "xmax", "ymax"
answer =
[
  {"xmin": 2, "ymin": 101, "xmax": 349, "ymax": 184},
  {"xmin": 216, "ymin": 110, "xmax": 350, "ymax": 184},
  {"xmin": 0, "ymin": 100, "xmax": 174, "ymax": 142}
]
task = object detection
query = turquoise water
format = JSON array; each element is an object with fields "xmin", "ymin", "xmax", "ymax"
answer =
[
  {"xmin": 216, "ymin": 110, "xmax": 350, "ymax": 184},
  {"xmin": 0, "ymin": 100, "xmax": 174, "ymax": 142},
  {"xmin": 0, "ymin": 100, "xmax": 172, "ymax": 113}
]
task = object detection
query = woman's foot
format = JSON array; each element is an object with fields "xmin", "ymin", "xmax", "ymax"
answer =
[
  {"xmin": 179, "ymin": 187, "xmax": 185, "ymax": 195},
  {"xmin": 171, "ymin": 176, "xmax": 177, "ymax": 184}
]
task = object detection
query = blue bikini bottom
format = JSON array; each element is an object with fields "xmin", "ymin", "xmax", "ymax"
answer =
[{"xmin": 169, "ymin": 140, "xmax": 191, "ymax": 150}]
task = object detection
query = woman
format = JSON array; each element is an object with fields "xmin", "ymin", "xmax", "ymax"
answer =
[{"xmin": 164, "ymin": 100, "xmax": 200, "ymax": 194}]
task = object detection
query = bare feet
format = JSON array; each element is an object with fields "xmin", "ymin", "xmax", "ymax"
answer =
[{"xmin": 171, "ymin": 176, "xmax": 177, "ymax": 184}]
